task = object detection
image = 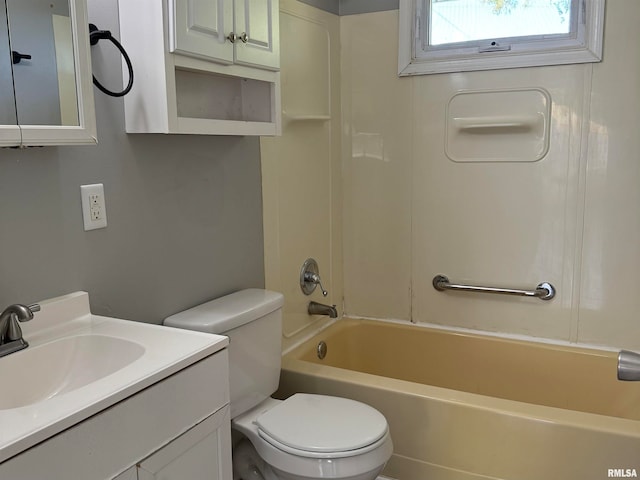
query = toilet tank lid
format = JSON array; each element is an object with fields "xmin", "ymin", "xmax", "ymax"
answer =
[{"xmin": 163, "ymin": 289, "xmax": 284, "ymax": 334}]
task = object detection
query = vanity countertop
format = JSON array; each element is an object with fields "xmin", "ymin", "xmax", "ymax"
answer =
[{"xmin": 0, "ymin": 291, "xmax": 228, "ymax": 463}]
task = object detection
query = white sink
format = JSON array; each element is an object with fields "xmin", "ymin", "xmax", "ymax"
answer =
[
  {"xmin": 0, "ymin": 292, "xmax": 228, "ymax": 463},
  {"xmin": 0, "ymin": 335, "xmax": 145, "ymax": 410}
]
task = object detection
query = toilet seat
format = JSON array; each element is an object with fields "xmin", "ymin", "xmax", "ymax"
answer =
[
  {"xmin": 255, "ymin": 393, "xmax": 388, "ymax": 457},
  {"xmin": 232, "ymin": 395, "xmax": 394, "ymax": 480},
  {"xmin": 258, "ymin": 426, "xmax": 391, "ymax": 459}
]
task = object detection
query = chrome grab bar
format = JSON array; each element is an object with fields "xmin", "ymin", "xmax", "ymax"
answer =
[{"xmin": 432, "ymin": 275, "xmax": 556, "ymax": 301}]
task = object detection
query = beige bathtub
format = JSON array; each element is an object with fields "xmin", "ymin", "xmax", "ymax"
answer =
[{"xmin": 278, "ymin": 318, "xmax": 640, "ymax": 480}]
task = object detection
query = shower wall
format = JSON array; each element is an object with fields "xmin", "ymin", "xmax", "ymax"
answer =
[
  {"xmin": 261, "ymin": 0, "xmax": 343, "ymax": 351},
  {"xmin": 341, "ymin": 2, "xmax": 640, "ymax": 350},
  {"xmin": 264, "ymin": 1, "xmax": 640, "ymax": 351}
]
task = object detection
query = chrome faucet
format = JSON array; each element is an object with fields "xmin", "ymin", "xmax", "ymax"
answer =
[
  {"xmin": 0, "ymin": 303, "xmax": 40, "ymax": 358},
  {"xmin": 308, "ymin": 301, "xmax": 338, "ymax": 318}
]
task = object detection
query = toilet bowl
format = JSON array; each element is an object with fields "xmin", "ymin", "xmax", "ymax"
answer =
[
  {"xmin": 232, "ymin": 396, "xmax": 393, "ymax": 480},
  {"xmin": 164, "ymin": 289, "xmax": 393, "ymax": 480}
]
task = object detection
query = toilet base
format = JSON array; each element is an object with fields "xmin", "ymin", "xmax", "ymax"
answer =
[
  {"xmin": 233, "ymin": 439, "xmax": 279, "ymax": 480},
  {"xmin": 233, "ymin": 438, "xmax": 386, "ymax": 480}
]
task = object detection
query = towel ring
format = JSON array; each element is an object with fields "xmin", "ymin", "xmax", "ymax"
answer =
[{"xmin": 89, "ymin": 23, "xmax": 134, "ymax": 97}]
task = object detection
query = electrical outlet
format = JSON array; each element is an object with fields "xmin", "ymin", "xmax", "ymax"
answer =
[{"xmin": 81, "ymin": 184, "xmax": 107, "ymax": 231}]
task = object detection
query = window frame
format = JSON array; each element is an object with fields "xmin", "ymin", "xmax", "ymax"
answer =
[{"xmin": 398, "ymin": 0, "xmax": 606, "ymax": 76}]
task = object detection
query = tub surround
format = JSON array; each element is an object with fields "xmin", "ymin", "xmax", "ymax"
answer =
[
  {"xmin": 265, "ymin": 0, "xmax": 640, "ymax": 352},
  {"xmin": 261, "ymin": 0, "xmax": 343, "ymax": 351},
  {"xmin": 338, "ymin": 2, "xmax": 640, "ymax": 351}
]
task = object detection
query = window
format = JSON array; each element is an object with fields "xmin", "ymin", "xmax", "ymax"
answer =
[{"xmin": 398, "ymin": 0, "xmax": 605, "ymax": 76}]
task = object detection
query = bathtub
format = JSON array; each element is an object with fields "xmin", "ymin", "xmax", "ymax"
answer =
[{"xmin": 277, "ymin": 318, "xmax": 640, "ymax": 480}]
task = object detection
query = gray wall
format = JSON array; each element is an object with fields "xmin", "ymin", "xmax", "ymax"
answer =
[
  {"xmin": 0, "ymin": 0, "xmax": 265, "ymax": 324},
  {"xmin": 298, "ymin": 0, "xmax": 340, "ymax": 15},
  {"xmin": 298, "ymin": 0, "xmax": 398, "ymax": 15},
  {"xmin": 340, "ymin": 0, "xmax": 398, "ymax": 15}
]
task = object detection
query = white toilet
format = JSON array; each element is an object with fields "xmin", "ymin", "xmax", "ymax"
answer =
[{"xmin": 164, "ymin": 289, "xmax": 393, "ymax": 480}]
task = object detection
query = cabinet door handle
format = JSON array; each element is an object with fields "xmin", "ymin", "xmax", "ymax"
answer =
[
  {"xmin": 227, "ymin": 32, "xmax": 237, "ymax": 43},
  {"xmin": 239, "ymin": 32, "xmax": 248, "ymax": 43}
]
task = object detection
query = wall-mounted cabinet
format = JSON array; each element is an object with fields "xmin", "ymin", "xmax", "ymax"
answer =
[
  {"xmin": 170, "ymin": 0, "xmax": 279, "ymax": 70},
  {"xmin": 0, "ymin": 0, "xmax": 96, "ymax": 147},
  {"xmin": 119, "ymin": 0, "xmax": 281, "ymax": 136}
]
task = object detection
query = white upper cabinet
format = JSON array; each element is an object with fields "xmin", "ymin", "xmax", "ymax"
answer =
[
  {"xmin": 119, "ymin": 0, "xmax": 281, "ymax": 136},
  {"xmin": 170, "ymin": 0, "xmax": 279, "ymax": 71}
]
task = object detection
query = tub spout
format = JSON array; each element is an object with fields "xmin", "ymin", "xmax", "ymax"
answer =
[
  {"xmin": 308, "ymin": 301, "xmax": 338, "ymax": 318},
  {"xmin": 618, "ymin": 350, "xmax": 640, "ymax": 381}
]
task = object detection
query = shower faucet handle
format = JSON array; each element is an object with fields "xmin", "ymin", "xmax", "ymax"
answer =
[
  {"xmin": 300, "ymin": 258, "xmax": 328, "ymax": 297},
  {"xmin": 304, "ymin": 272, "xmax": 328, "ymax": 297}
]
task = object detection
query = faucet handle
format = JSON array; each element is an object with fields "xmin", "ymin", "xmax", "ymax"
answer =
[
  {"xmin": 27, "ymin": 304, "xmax": 41, "ymax": 315},
  {"xmin": 304, "ymin": 272, "xmax": 328, "ymax": 297},
  {"xmin": 300, "ymin": 258, "xmax": 328, "ymax": 297}
]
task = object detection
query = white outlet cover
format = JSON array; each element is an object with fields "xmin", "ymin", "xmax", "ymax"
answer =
[{"xmin": 81, "ymin": 184, "xmax": 107, "ymax": 231}]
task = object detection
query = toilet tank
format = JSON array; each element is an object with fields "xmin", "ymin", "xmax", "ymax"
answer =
[{"xmin": 164, "ymin": 289, "xmax": 284, "ymax": 418}]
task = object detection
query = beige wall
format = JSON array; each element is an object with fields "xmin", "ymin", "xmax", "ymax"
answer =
[
  {"xmin": 340, "ymin": 1, "xmax": 640, "ymax": 350},
  {"xmin": 261, "ymin": 0, "xmax": 343, "ymax": 351}
]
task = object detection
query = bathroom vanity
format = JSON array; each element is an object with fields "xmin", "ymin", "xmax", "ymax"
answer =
[{"xmin": 0, "ymin": 292, "xmax": 231, "ymax": 480}]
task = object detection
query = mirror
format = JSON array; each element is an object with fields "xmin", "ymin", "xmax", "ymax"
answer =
[
  {"xmin": 1, "ymin": 0, "xmax": 95, "ymax": 146},
  {"xmin": 0, "ymin": 3, "xmax": 16, "ymax": 126},
  {"xmin": 6, "ymin": 0, "xmax": 79, "ymax": 126}
]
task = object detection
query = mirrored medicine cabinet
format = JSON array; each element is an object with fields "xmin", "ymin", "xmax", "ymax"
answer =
[{"xmin": 0, "ymin": 0, "xmax": 96, "ymax": 147}]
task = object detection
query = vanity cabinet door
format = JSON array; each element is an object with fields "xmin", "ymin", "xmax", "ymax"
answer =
[
  {"xmin": 137, "ymin": 405, "xmax": 232, "ymax": 480},
  {"xmin": 169, "ymin": 0, "xmax": 233, "ymax": 64}
]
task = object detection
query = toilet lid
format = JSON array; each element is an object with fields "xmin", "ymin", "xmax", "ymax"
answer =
[{"xmin": 255, "ymin": 393, "xmax": 388, "ymax": 454}]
